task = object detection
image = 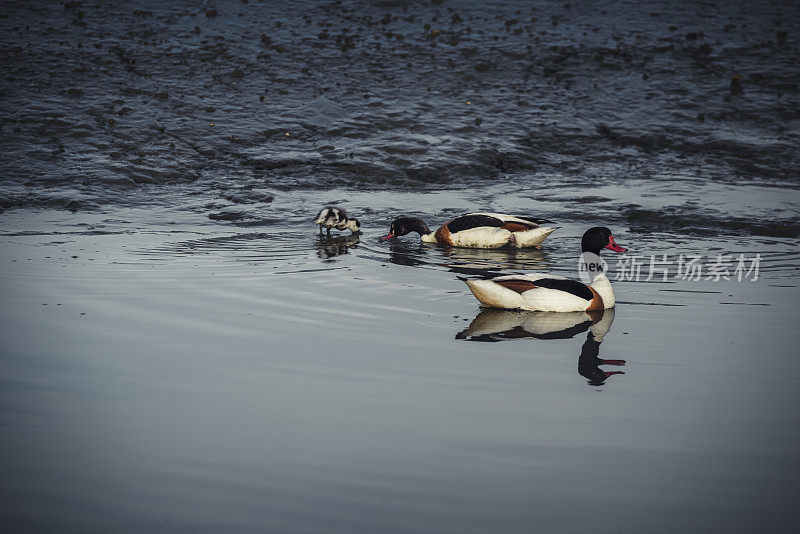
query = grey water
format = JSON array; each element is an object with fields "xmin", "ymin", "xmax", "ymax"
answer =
[{"xmin": 1, "ymin": 0, "xmax": 800, "ymax": 532}]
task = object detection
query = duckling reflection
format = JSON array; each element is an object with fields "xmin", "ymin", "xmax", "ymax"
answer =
[
  {"xmin": 316, "ymin": 233, "xmax": 359, "ymax": 259},
  {"xmin": 456, "ymin": 308, "xmax": 625, "ymax": 385}
]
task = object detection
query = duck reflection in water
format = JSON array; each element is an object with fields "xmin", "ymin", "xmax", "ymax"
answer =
[
  {"xmin": 456, "ymin": 308, "xmax": 625, "ymax": 386},
  {"xmin": 387, "ymin": 240, "xmax": 552, "ymax": 275},
  {"xmin": 437, "ymin": 245, "xmax": 553, "ymax": 275},
  {"xmin": 316, "ymin": 234, "xmax": 360, "ymax": 260},
  {"xmin": 388, "ymin": 241, "xmax": 428, "ymax": 267}
]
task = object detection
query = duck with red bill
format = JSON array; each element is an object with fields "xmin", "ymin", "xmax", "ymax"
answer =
[
  {"xmin": 461, "ymin": 227, "xmax": 627, "ymax": 312},
  {"xmin": 605, "ymin": 235, "xmax": 627, "ymax": 253},
  {"xmin": 381, "ymin": 213, "xmax": 556, "ymax": 248}
]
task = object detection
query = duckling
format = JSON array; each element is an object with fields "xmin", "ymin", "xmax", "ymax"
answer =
[{"xmin": 313, "ymin": 206, "xmax": 361, "ymax": 236}]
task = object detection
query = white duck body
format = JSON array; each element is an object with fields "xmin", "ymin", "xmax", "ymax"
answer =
[
  {"xmin": 464, "ymin": 272, "xmax": 614, "ymax": 312},
  {"xmin": 451, "ymin": 212, "xmax": 556, "ymax": 248},
  {"xmin": 462, "ymin": 227, "xmax": 626, "ymax": 312},
  {"xmin": 467, "ymin": 213, "xmax": 557, "ymax": 248},
  {"xmin": 424, "ymin": 226, "xmax": 512, "ymax": 248},
  {"xmin": 408, "ymin": 213, "xmax": 555, "ymax": 249},
  {"xmin": 589, "ymin": 273, "xmax": 615, "ymax": 308}
]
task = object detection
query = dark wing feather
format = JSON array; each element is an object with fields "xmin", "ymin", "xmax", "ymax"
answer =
[
  {"xmin": 514, "ymin": 215, "xmax": 553, "ymax": 225},
  {"xmin": 531, "ymin": 278, "xmax": 594, "ymax": 301},
  {"xmin": 492, "ymin": 276, "xmax": 593, "ymax": 301},
  {"xmin": 446, "ymin": 214, "xmax": 504, "ymax": 233}
]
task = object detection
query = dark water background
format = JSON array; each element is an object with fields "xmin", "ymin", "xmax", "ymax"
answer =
[
  {"xmin": 1, "ymin": 0, "xmax": 800, "ymax": 532},
  {"xmin": 2, "ymin": 0, "xmax": 799, "ymax": 235}
]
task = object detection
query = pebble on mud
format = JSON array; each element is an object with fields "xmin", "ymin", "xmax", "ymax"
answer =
[{"xmin": 730, "ymin": 74, "xmax": 743, "ymax": 95}]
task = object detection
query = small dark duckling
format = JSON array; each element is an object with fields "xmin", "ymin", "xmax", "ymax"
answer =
[{"xmin": 313, "ymin": 206, "xmax": 361, "ymax": 235}]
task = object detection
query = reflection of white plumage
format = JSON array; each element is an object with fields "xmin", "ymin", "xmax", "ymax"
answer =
[
  {"xmin": 314, "ymin": 206, "xmax": 361, "ymax": 235},
  {"xmin": 588, "ymin": 307, "xmax": 615, "ymax": 342},
  {"xmin": 438, "ymin": 245, "xmax": 551, "ymax": 274},
  {"xmin": 456, "ymin": 308, "xmax": 624, "ymax": 385},
  {"xmin": 456, "ymin": 309, "xmax": 604, "ymax": 341}
]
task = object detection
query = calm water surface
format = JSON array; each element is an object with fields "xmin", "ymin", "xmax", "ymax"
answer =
[{"xmin": 1, "ymin": 207, "xmax": 799, "ymax": 532}]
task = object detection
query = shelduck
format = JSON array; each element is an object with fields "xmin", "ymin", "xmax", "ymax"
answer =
[
  {"xmin": 314, "ymin": 206, "xmax": 361, "ymax": 235},
  {"xmin": 462, "ymin": 227, "xmax": 627, "ymax": 311},
  {"xmin": 383, "ymin": 213, "xmax": 556, "ymax": 248}
]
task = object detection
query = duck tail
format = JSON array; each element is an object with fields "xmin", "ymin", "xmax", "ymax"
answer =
[{"xmin": 512, "ymin": 226, "xmax": 557, "ymax": 248}]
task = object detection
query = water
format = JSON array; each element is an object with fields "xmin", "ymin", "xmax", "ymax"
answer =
[{"xmin": 1, "ymin": 0, "xmax": 800, "ymax": 532}]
